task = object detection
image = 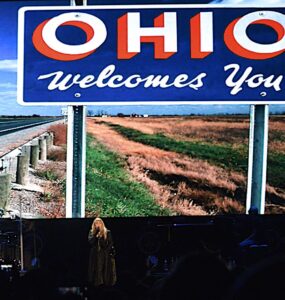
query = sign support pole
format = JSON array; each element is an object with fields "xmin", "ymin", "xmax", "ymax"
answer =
[
  {"xmin": 246, "ymin": 105, "xmax": 269, "ymax": 214},
  {"xmin": 66, "ymin": 0, "xmax": 86, "ymax": 218}
]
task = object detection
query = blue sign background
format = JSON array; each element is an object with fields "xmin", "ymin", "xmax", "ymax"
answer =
[{"xmin": 19, "ymin": 6, "xmax": 285, "ymax": 105}]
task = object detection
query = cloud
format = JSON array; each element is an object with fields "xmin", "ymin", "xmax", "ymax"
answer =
[
  {"xmin": 0, "ymin": 90, "xmax": 17, "ymax": 114},
  {"xmin": 0, "ymin": 60, "xmax": 17, "ymax": 72},
  {"xmin": 0, "ymin": 83, "xmax": 17, "ymax": 89},
  {"xmin": 0, "ymin": 90, "xmax": 17, "ymax": 100}
]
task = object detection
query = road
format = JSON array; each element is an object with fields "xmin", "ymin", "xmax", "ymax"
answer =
[
  {"xmin": 0, "ymin": 117, "xmax": 62, "ymax": 136},
  {"xmin": 0, "ymin": 118, "xmax": 64, "ymax": 158}
]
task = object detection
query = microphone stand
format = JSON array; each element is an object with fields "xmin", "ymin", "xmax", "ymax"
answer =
[{"xmin": 19, "ymin": 194, "xmax": 24, "ymax": 273}]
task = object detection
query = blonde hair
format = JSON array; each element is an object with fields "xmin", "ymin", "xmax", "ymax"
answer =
[{"xmin": 92, "ymin": 217, "xmax": 108, "ymax": 240}]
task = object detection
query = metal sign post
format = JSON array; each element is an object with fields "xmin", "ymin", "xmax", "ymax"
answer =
[
  {"xmin": 246, "ymin": 105, "xmax": 269, "ymax": 214},
  {"xmin": 66, "ymin": 106, "xmax": 86, "ymax": 218},
  {"xmin": 66, "ymin": 0, "xmax": 86, "ymax": 218}
]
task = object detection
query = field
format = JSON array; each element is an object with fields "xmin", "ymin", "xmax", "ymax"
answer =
[{"xmin": 86, "ymin": 115, "xmax": 285, "ymax": 216}]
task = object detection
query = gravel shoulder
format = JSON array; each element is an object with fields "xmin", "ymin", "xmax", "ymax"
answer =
[{"xmin": 5, "ymin": 146, "xmax": 66, "ymax": 219}]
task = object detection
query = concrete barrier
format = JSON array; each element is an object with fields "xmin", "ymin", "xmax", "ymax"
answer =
[
  {"xmin": 16, "ymin": 154, "xmax": 29, "ymax": 185},
  {"xmin": 46, "ymin": 132, "xmax": 54, "ymax": 151},
  {"xmin": 22, "ymin": 145, "xmax": 31, "ymax": 161},
  {"xmin": 39, "ymin": 137, "xmax": 47, "ymax": 161},
  {"xmin": 0, "ymin": 131, "xmax": 54, "ymax": 179},
  {"xmin": 30, "ymin": 144, "xmax": 39, "ymax": 169},
  {"xmin": 0, "ymin": 173, "xmax": 11, "ymax": 210}
]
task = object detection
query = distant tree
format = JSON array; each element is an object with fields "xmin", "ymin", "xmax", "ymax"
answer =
[
  {"xmin": 96, "ymin": 110, "xmax": 108, "ymax": 116},
  {"xmin": 87, "ymin": 110, "xmax": 94, "ymax": 117}
]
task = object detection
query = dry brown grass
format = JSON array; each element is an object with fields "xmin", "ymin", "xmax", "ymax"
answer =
[
  {"xmin": 88, "ymin": 117, "xmax": 285, "ymax": 214},
  {"xmin": 87, "ymin": 119, "xmax": 247, "ymax": 215},
  {"xmin": 35, "ymin": 161, "xmax": 66, "ymax": 217},
  {"xmin": 265, "ymin": 204, "xmax": 285, "ymax": 214},
  {"xmin": 36, "ymin": 161, "xmax": 66, "ymax": 181},
  {"xmin": 127, "ymin": 163, "xmax": 207, "ymax": 215},
  {"xmin": 92, "ymin": 116, "xmax": 250, "ymax": 144},
  {"xmin": 48, "ymin": 123, "xmax": 67, "ymax": 146},
  {"xmin": 87, "ymin": 116, "xmax": 285, "ymax": 215},
  {"xmin": 269, "ymin": 141, "xmax": 285, "ymax": 153},
  {"xmin": 48, "ymin": 145, "xmax": 66, "ymax": 161},
  {"xmin": 92, "ymin": 116, "xmax": 285, "ymax": 153},
  {"xmin": 127, "ymin": 155, "xmax": 242, "ymax": 192},
  {"xmin": 268, "ymin": 117, "xmax": 285, "ymax": 131},
  {"xmin": 38, "ymin": 183, "xmax": 65, "ymax": 218}
]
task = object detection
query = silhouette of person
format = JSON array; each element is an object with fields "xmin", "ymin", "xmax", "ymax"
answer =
[{"xmin": 88, "ymin": 218, "xmax": 116, "ymax": 287}]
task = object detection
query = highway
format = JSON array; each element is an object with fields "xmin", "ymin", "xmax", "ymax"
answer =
[{"xmin": 0, "ymin": 117, "xmax": 62, "ymax": 136}]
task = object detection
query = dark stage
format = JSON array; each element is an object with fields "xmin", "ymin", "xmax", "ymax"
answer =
[{"xmin": 1, "ymin": 215, "xmax": 285, "ymax": 299}]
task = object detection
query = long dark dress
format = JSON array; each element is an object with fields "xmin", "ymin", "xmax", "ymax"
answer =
[{"xmin": 88, "ymin": 229, "xmax": 116, "ymax": 286}]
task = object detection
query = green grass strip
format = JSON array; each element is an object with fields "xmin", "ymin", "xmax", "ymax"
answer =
[
  {"xmin": 106, "ymin": 123, "xmax": 285, "ymax": 189},
  {"xmin": 267, "ymin": 153, "xmax": 285, "ymax": 188},
  {"xmin": 86, "ymin": 134, "xmax": 171, "ymax": 217}
]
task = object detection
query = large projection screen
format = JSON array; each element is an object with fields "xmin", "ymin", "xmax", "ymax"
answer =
[{"xmin": 1, "ymin": 2, "xmax": 285, "ymax": 218}]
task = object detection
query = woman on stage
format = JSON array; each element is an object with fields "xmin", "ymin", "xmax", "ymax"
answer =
[{"xmin": 88, "ymin": 217, "xmax": 116, "ymax": 287}]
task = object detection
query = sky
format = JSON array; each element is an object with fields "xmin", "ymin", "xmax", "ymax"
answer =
[
  {"xmin": 0, "ymin": 0, "xmax": 68, "ymax": 116},
  {"xmin": 1, "ymin": 0, "xmax": 285, "ymax": 116}
]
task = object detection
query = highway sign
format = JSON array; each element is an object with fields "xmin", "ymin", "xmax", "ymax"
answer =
[{"xmin": 18, "ymin": 5, "xmax": 285, "ymax": 105}]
